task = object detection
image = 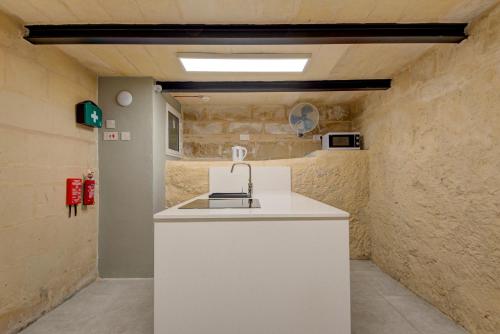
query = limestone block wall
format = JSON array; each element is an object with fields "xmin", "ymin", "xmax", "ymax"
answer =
[
  {"xmin": 353, "ymin": 5, "xmax": 500, "ymax": 334},
  {"xmin": 0, "ymin": 11, "xmax": 98, "ymax": 333},
  {"xmin": 165, "ymin": 151, "xmax": 370, "ymax": 259},
  {"xmin": 182, "ymin": 103, "xmax": 351, "ymax": 160}
]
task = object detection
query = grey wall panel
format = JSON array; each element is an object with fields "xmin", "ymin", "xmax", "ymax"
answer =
[{"xmin": 98, "ymin": 77, "xmax": 155, "ymax": 278}]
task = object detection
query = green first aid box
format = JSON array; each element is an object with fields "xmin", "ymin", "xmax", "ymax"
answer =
[{"xmin": 76, "ymin": 101, "xmax": 102, "ymax": 128}]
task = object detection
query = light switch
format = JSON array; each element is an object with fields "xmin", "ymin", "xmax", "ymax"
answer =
[
  {"xmin": 240, "ymin": 134, "xmax": 250, "ymax": 141},
  {"xmin": 121, "ymin": 132, "xmax": 131, "ymax": 141},
  {"xmin": 105, "ymin": 120, "xmax": 116, "ymax": 129},
  {"xmin": 103, "ymin": 131, "xmax": 119, "ymax": 141}
]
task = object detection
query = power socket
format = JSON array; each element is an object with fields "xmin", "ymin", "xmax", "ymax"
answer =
[{"xmin": 103, "ymin": 132, "xmax": 119, "ymax": 141}]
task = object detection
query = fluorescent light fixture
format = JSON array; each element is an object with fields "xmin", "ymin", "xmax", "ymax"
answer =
[{"xmin": 178, "ymin": 53, "xmax": 310, "ymax": 73}]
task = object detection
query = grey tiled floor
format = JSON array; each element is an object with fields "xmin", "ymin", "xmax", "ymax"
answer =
[
  {"xmin": 350, "ymin": 261, "xmax": 467, "ymax": 334},
  {"xmin": 21, "ymin": 261, "xmax": 468, "ymax": 334}
]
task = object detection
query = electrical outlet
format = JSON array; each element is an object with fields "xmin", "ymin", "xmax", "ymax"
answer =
[
  {"xmin": 105, "ymin": 120, "xmax": 116, "ymax": 129},
  {"xmin": 313, "ymin": 135, "xmax": 322, "ymax": 142},
  {"xmin": 121, "ymin": 132, "xmax": 131, "ymax": 141},
  {"xmin": 240, "ymin": 134, "xmax": 250, "ymax": 141},
  {"xmin": 103, "ymin": 132, "xmax": 119, "ymax": 141}
]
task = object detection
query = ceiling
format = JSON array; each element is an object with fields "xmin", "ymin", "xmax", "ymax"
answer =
[
  {"xmin": 55, "ymin": 43, "xmax": 432, "ymax": 105},
  {"xmin": 1, "ymin": 0, "xmax": 495, "ymax": 24},
  {"xmin": 56, "ymin": 44, "xmax": 434, "ymax": 81},
  {"xmin": 1, "ymin": 0, "xmax": 497, "ymax": 106}
]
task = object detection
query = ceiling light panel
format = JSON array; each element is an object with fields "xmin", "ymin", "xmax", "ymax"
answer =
[{"xmin": 178, "ymin": 53, "xmax": 310, "ymax": 73}]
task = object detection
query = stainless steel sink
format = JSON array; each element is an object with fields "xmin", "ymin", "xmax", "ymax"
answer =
[
  {"xmin": 208, "ymin": 192, "xmax": 249, "ymax": 199},
  {"xmin": 179, "ymin": 198, "xmax": 260, "ymax": 209}
]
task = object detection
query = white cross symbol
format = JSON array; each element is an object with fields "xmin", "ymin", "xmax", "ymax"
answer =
[{"xmin": 90, "ymin": 110, "xmax": 98, "ymax": 123}]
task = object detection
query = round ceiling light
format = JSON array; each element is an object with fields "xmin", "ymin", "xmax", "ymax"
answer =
[{"xmin": 116, "ymin": 90, "xmax": 133, "ymax": 107}]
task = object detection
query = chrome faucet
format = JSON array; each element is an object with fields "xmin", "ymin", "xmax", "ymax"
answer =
[{"xmin": 231, "ymin": 163, "xmax": 253, "ymax": 198}]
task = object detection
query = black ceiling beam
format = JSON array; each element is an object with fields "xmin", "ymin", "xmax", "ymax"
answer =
[
  {"xmin": 156, "ymin": 80, "xmax": 391, "ymax": 93},
  {"xmin": 24, "ymin": 23, "xmax": 467, "ymax": 45}
]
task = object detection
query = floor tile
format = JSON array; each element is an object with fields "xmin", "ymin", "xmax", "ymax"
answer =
[
  {"xmin": 350, "ymin": 260, "xmax": 381, "ymax": 272},
  {"xmin": 21, "ymin": 279, "xmax": 153, "ymax": 334},
  {"xmin": 351, "ymin": 295, "xmax": 420, "ymax": 334},
  {"xmin": 386, "ymin": 295, "xmax": 468, "ymax": 334},
  {"xmin": 372, "ymin": 274, "xmax": 414, "ymax": 297}
]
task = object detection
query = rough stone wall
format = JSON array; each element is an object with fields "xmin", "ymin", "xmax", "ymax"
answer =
[
  {"xmin": 183, "ymin": 104, "xmax": 351, "ymax": 160},
  {"xmin": 352, "ymin": 5, "xmax": 500, "ymax": 334},
  {"xmin": 165, "ymin": 151, "xmax": 370, "ymax": 259},
  {"xmin": 0, "ymin": 11, "xmax": 98, "ymax": 333}
]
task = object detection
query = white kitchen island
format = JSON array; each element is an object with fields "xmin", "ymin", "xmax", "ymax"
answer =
[{"xmin": 154, "ymin": 167, "xmax": 351, "ymax": 334}]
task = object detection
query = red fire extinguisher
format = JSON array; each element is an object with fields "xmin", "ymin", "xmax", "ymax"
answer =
[
  {"xmin": 66, "ymin": 178, "xmax": 82, "ymax": 217},
  {"xmin": 83, "ymin": 170, "xmax": 95, "ymax": 206}
]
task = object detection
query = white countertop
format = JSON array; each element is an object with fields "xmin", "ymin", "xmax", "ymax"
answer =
[{"xmin": 154, "ymin": 192, "xmax": 350, "ymax": 222}]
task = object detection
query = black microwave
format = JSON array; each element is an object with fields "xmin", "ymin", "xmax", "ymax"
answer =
[{"xmin": 322, "ymin": 132, "xmax": 361, "ymax": 150}]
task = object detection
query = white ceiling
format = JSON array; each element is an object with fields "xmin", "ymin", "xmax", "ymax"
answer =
[
  {"xmin": 1, "ymin": 0, "xmax": 496, "ymax": 24},
  {"xmin": 0, "ymin": 0, "xmax": 497, "ymax": 106},
  {"xmin": 55, "ymin": 44, "xmax": 435, "ymax": 80}
]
